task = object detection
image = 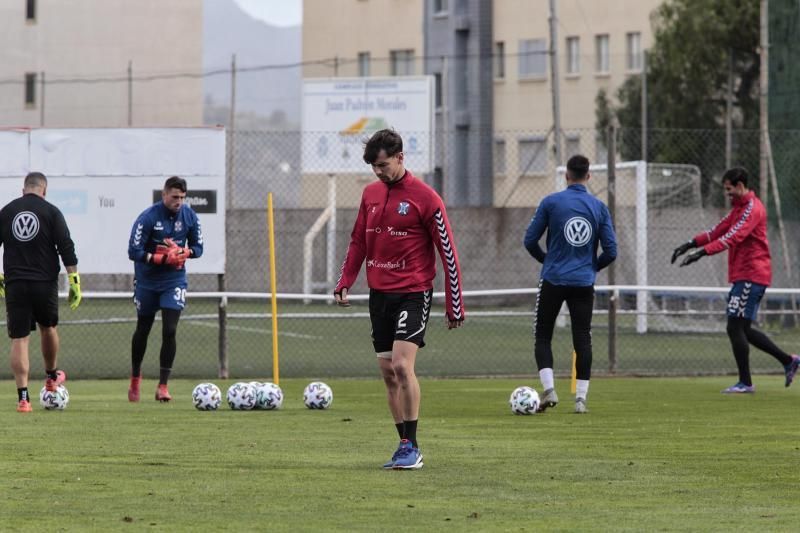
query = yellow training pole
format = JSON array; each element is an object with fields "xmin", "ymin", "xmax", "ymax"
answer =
[
  {"xmin": 570, "ymin": 350, "xmax": 577, "ymax": 394},
  {"xmin": 267, "ymin": 192, "xmax": 280, "ymax": 385}
]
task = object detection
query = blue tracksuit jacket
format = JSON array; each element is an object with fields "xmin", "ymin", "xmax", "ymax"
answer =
[{"xmin": 523, "ymin": 183, "xmax": 617, "ymax": 286}]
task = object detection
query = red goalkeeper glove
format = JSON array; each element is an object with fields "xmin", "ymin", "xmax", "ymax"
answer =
[{"xmin": 151, "ymin": 239, "xmax": 188, "ymax": 269}]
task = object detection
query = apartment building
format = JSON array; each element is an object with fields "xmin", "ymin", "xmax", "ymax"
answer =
[
  {"xmin": 303, "ymin": 0, "xmax": 661, "ymax": 206},
  {"xmin": 0, "ymin": 0, "xmax": 204, "ymax": 127}
]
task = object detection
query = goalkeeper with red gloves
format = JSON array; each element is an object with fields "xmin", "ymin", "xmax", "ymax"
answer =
[
  {"xmin": 127, "ymin": 176, "xmax": 203, "ymax": 402},
  {"xmin": 671, "ymin": 167, "xmax": 799, "ymax": 393},
  {"xmin": 0, "ymin": 172, "xmax": 80, "ymax": 413}
]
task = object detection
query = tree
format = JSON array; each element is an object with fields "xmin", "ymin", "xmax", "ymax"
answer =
[
  {"xmin": 595, "ymin": 89, "xmax": 613, "ymax": 134},
  {"xmin": 609, "ymin": 0, "xmax": 760, "ymax": 198},
  {"xmin": 641, "ymin": 0, "xmax": 759, "ymax": 129}
]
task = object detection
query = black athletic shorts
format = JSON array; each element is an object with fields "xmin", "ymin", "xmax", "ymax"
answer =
[
  {"xmin": 5, "ymin": 280, "xmax": 58, "ymax": 339},
  {"xmin": 369, "ymin": 289, "xmax": 432, "ymax": 354}
]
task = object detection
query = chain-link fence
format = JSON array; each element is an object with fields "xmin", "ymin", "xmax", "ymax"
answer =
[{"xmin": 4, "ymin": 126, "xmax": 797, "ymax": 382}]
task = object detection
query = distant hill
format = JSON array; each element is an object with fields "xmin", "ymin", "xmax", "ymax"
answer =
[{"xmin": 203, "ymin": 0, "xmax": 301, "ymax": 128}]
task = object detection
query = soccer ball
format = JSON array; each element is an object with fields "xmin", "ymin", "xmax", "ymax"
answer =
[
  {"xmin": 509, "ymin": 386, "xmax": 540, "ymax": 415},
  {"xmin": 226, "ymin": 382, "xmax": 257, "ymax": 410},
  {"xmin": 303, "ymin": 381, "xmax": 333, "ymax": 410},
  {"xmin": 192, "ymin": 382, "xmax": 222, "ymax": 411},
  {"xmin": 255, "ymin": 382, "xmax": 283, "ymax": 410},
  {"xmin": 39, "ymin": 385, "xmax": 69, "ymax": 410}
]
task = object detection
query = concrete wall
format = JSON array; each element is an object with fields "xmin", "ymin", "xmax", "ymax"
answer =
[
  {"xmin": 0, "ymin": 0, "xmax": 203, "ymax": 127},
  {"xmin": 302, "ymin": 0, "xmax": 423, "ymax": 78}
]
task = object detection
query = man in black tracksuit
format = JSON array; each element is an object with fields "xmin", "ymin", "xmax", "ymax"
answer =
[{"xmin": 0, "ymin": 172, "xmax": 81, "ymax": 412}]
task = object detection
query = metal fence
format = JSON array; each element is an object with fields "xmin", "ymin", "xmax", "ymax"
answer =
[{"xmin": 4, "ymin": 126, "xmax": 800, "ymax": 381}]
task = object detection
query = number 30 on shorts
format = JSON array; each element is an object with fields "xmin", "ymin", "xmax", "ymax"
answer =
[{"xmin": 173, "ymin": 287, "xmax": 187, "ymax": 304}]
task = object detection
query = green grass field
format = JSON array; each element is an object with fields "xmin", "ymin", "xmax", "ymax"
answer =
[{"xmin": 2, "ymin": 377, "xmax": 798, "ymax": 531}]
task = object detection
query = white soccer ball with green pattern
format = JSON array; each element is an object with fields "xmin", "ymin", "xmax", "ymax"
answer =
[
  {"xmin": 192, "ymin": 383, "xmax": 222, "ymax": 411},
  {"xmin": 227, "ymin": 382, "xmax": 257, "ymax": 410},
  {"xmin": 303, "ymin": 381, "xmax": 333, "ymax": 410},
  {"xmin": 509, "ymin": 386, "xmax": 540, "ymax": 415},
  {"xmin": 39, "ymin": 385, "xmax": 69, "ymax": 410},
  {"xmin": 255, "ymin": 382, "xmax": 283, "ymax": 410}
]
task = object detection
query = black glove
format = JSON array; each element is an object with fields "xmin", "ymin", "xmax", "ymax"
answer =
[
  {"xmin": 671, "ymin": 239, "xmax": 696, "ymax": 264},
  {"xmin": 679, "ymin": 248, "xmax": 706, "ymax": 267}
]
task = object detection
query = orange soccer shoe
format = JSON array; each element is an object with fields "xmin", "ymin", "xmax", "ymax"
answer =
[
  {"xmin": 128, "ymin": 376, "xmax": 141, "ymax": 402},
  {"xmin": 45, "ymin": 370, "xmax": 67, "ymax": 392},
  {"xmin": 17, "ymin": 399, "xmax": 32, "ymax": 413},
  {"xmin": 155, "ymin": 384, "xmax": 172, "ymax": 403}
]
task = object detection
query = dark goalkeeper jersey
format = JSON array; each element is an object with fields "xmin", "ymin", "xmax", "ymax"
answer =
[
  {"xmin": 0, "ymin": 192, "xmax": 78, "ymax": 281},
  {"xmin": 127, "ymin": 201, "xmax": 204, "ymax": 290}
]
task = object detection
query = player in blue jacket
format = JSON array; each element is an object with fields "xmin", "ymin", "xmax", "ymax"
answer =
[
  {"xmin": 524, "ymin": 155, "xmax": 617, "ymax": 413},
  {"xmin": 127, "ymin": 176, "xmax": 203, "ymax": 402}
]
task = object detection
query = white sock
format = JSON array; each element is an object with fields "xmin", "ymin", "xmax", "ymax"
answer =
[
  {"xmin": 576, "ymin": 379, "xmax": 589, "ymax": 400},
  {"xmin": 539, "ymin": 368, "xmax": 554, "ymax": 391}
]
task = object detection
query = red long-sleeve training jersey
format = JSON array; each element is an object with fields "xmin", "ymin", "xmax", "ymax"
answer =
[
  {"xmin": 335, "ymin": 171, "xmax": 465, "ymax": 321},
  {"xmin": 693, "ymin": 190, "xmax": 772, "ymax": 286}
]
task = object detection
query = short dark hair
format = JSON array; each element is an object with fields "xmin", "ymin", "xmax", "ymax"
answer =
[
  {"xmin": 363, "ymin": 129, "xmax": 403, "ymax": 165},
  {"xmin": 722, "ymin": 167, "xmax": 748, "ymax": 188},
  {"xmin": 566, "ymin": 155, "xmax": 590, "ymax": 180},
  {"xmin": 164, "ymin": 176, "xmax": 187, "ymax": 192},
  {"xmin": 24, "ymin": 171, "xmax": 47, "ymax": 189}
]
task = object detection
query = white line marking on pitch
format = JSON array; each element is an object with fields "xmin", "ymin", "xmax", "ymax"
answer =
[{"xmin": 184, "ymin": 320, "xmax": 322, "ymax": 339}]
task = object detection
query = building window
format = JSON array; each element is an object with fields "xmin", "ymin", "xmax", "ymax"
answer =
[
  {"xmin": 595, "ymin": 34, "xmax": 610, "ymax": 74},
  {"xmin": 518, "ymin": 39, "xmax": 547, "ymax": 79},
  {"xmin": 390, "ymin": 49, "xmax": 414, "ymax": 76},
  {"xmin": 518, "ymin": 138, "xmax": 547, "ymax": 175},
  {"xmin": 626, "ymin": 32, "xmax": 642, "ymax": 71},
  {"xmin": 494, "ymin": 138, "xmax": 507, "ymax": 175},
  {"xmin": 494, "ymin": 41, "xmax": 505, "ymax": 79},
  {"xmin": 565, "ymin": 134, "xmax": 581, "ymax": 159},
  {"xmin": 24, "ymin": 72, "xmax": 36, "ymax": 106},
  {"xmin": 566, "ymin": 36, "xmax": 580, "ymax": 75},
  {"xmin": 358, "ymin": 52, "xmax": 370, "ymax": 77},
  {"xmin": 26, "ymin": 0, "xmax": 35, "ymax": 21},
  {"xmin": 433, "ymin": 0, "xmax": 448, "ymax": 13},
  {"xmin": 434, "ymin": 73, "xmax": 443, "ymax": 108}
]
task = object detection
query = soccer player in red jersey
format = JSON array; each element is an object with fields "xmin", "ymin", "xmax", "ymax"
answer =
[
  {"xmin": 334, "ymin": 129, "xmax": 465, "ymax": 469},
  {"xmin": 672, "ymin": 167, "xmax": 799, "ymax": 393}
]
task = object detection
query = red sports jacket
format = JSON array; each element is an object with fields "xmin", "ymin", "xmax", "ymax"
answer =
[
  {"xmin": 693, "ymin": 190, "xmax": 772, "ymax": 286},
  {"xmin": 335, "ymin": 171, "xmax": 465, "ymax": 321}
]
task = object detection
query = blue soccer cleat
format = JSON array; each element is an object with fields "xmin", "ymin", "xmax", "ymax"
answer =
[
  {"xmin": 392, "ymin": 439, "xmax": 423, "ymax": 470},
  {"xmin": 721, "ymin": 382, "xmax": 755, "ymax": 394},
  {"xmin": 383, "ymin": 439, "xmax": 412, "ymax": 469},
  {"xmin": 784, "ymin": 355, "xmax": 800, "ymax": 388}
]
